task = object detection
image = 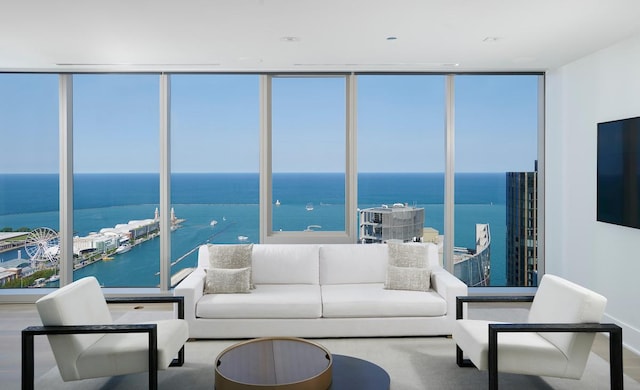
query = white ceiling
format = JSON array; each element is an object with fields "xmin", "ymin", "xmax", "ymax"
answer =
[{"xmin": 2, "ymin": 0, "xmax": 640, "ymax": 73}]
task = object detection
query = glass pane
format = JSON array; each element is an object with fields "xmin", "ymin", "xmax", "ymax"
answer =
[
  {"xmin": 0, "ymin": 74, "xmax": 59, "ymax": 289},
  {"xmin": 72, "ymin": 74, "xmax": 159, "ymax": 287},
  {"xmin": 455, "ymin": 75, "xmax": 539, "ymax": 287},
  {"xmin": 357, "ymin": 75, "xmax": 445, "ymax": 258},
  {"xmin": 170, "ymin": 74, "xmax": 259, "ymax": 282},
  {"xmin": 271, "ymin": 77, "xmax": 346, "ymax": 233}
]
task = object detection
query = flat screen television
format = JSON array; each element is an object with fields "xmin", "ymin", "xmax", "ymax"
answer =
[{"xmin": 597, "ymin": 116, "xmax": 640, "ymax": 229}]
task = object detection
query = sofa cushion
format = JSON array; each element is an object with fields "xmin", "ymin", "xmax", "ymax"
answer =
[
  {"xmin": 204, "ymin": 267, "xmax": 251, "ymax": 294},
  {"xmin": 321, "ymin": 283, "xmax": 446, "ymax": 318},
  {"xmin": 385, "ymin": 265, "xmax": 431, "ymax": 291},
  {"xmin": 196, "ymin": 284, "xmax": 322, "ymax": 319},
  {"xmin": 319, "ymin": 244, "xmax": 387, "ymax": 284},
  {"xmin": 252, "ymin": 245, "xmax": 320, "ymax": 284}
]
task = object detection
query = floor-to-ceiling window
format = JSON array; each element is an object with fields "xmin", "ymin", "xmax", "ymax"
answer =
[
  {"xmin": 260, "ymin": 75, "xmax": 356, "ymax": 244},
  {"xmin": 170, "ymin": 74, "xmax": 260, "ymax": 284},
  {"xmin": 71, "ymin": 74, "xmax": 160, "ymax": 287},
  {"xmin": 0, "ymin": 74, "xmax": 59, "ymax": 289},
  {"xmin": 454, "ymin": 75, "xmax": 540, "ymax": 287},
  {"xmin": 0, "ymin": 71, "xmax": 543, "ymax": 294},
  {"xmin": 357, "ymin": 75, "xmax": 445, "ymax": 261},
  {"xmin": 270, "ymin": 76, "xmax": 347, "ymax": 235}
]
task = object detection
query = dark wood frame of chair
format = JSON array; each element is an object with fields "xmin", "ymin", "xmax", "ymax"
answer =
[
  {"xmin": 455, "ymin": 295, "xmax": 624, "ymax": 390},
  {"xmin": 22, "ymin": 296, "xmax": 185, "ymax": 390}
]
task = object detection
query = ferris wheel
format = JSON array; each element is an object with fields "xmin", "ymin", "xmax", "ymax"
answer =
[{"xmin": 24, "ymin": 227, "xmax": 60, "ymax": 269}]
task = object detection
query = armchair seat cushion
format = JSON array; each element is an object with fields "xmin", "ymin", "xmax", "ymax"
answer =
[
  {"xmin": 76, "ymin": 319, "xmax": 189, "ymax": 379},
  {"xmin": 453, "ymin": 319, "xmax": 571, "ymax": 377}
]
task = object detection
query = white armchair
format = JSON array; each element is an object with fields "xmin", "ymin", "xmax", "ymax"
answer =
[
  {"xmin": 452, "ymin": 274, "xmax": 623, "ymax": 389},
  {"xmin": 22, "ymin": 276, "xmax": 189, "ymax": 390}
]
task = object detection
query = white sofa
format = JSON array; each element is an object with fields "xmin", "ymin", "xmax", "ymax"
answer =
[{"xmin": 174, "ymin": 243, "xmax": 467, "ymax": 339}]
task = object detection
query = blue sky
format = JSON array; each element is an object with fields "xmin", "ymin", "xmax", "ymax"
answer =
[{"xmin": 0, "ymin": 73, "xmax": 539, "ymax": 174}]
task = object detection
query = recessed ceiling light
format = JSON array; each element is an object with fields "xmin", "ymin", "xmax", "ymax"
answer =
[
  {"xmin": 483, "ymin": 37, "xmax": 501, "ymax": 42},
  {"xmin": 386, "ymin": 36, "xmax": 398, "ymax": 41},
  {"xmin": 280, "ymin": 36, "xmax": 300, "ymax": 42}
]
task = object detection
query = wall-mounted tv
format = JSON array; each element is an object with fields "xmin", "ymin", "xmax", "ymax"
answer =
[{"xmin": 597, "ymin": 116, "xmax": 640, "ymax": 229}]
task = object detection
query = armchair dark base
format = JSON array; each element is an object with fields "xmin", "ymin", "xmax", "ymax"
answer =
[
  {"xmin": 22, "ymin": 295, "xmax": 185, "ymax": 390},
  {"xmin": 455, "ymin": 295, "xmax": 624, "ymax": 390}
]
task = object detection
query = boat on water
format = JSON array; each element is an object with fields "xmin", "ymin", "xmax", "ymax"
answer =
[
  {"xmin": 306, "ymin": 203, "xmax": 314, "ymax": 211},
  {"xmin": 237, "ymin": 235, "xmax": 249, "ymax": 241},
  {"xmin": 115, "ymin": 243, "xmax": 131, "ymax": 254},
  {"xmin": 275, "ymin": 199, "xmax": 281, "ymax": 206},
  {"xmin": 210, "ymin": 220, "xmax": 218, "ymax": 226},
  {"xmin": 48, "ymin": 274, "xmax": 60, "ymax": 282},
  {"xmin": 304, "ymin": 225, "xmax": 322, "ymax": 232}
]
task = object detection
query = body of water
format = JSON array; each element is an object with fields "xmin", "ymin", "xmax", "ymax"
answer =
[{"xmin": 0, "ymin": 173, "xmax": 507, "ymax": 286}]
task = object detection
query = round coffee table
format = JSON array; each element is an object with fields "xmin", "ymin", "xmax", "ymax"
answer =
[
  {"xmin": 329, "ymin": 354, "xmax": 390, "ymax": 389},
  {"xmin": 215, "ymin": 337, "xmax": 332, "ymax": 389}
]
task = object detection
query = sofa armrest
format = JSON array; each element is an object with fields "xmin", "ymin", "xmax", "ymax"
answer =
[
  {"xmin": 173, "ymin": 268, "xmax": 206, "ymax": 322},
  {"xmin": 431, "ymin": 266, "xmax": 468, "ymax": 323}
]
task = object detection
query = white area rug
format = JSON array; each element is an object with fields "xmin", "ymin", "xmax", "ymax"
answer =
[{"xmin": 34, "ymin": 335, "xmax": 640, "ymax": 390}]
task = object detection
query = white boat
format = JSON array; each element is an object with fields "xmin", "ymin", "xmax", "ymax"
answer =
[
  {"xmin": 306, "ymin": 203, "xmax": 314, "ymax": 211},
  {"xmin": 48, "ymin": 274, "xmax": 60, "ymax": 283},
  {"xmin": 275, "ymin": 199, "xmax": 281, "ymax": 206},
  {"xmin": 210, "ymin": 220, "xmax": 218, "ymax": 226},
  {"xmin": 115, "ymin": 243, "xmax": 131, "ymax": 254},
  {"xmin": 304, "ymin": 225, "xmax": 322, "ymax": 232},
  {"xmin": 237, "ymin": 235, "xmax": 249, "ymax": 241},
  {"xmin": 31, "ymin": 277, "xmax": 47, "ymax": 288}
]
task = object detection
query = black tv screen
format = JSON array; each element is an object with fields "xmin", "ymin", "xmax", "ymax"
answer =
[{"xmin": 597, "ymin": 116, "xmax": 640, "ymax": 229}]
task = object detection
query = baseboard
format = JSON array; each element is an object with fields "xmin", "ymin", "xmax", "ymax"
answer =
[{"xmin": 602, "ymin": 312, "xmax": 640, "ymax": 356}]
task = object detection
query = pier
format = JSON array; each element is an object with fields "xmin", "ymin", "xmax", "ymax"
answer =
[{"xmin": 0, "ymin": 208, "xmax": 186, "ymax": 288}]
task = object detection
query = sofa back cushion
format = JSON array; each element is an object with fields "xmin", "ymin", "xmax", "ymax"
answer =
[
  {"xmin": 251, "ymin": 244, "xmax": 320, "ymax": 284},
  {"xmin": 320, "ymin": 244, "xmax": 388, "ymax": 284},
  {"xmin": 320, "ymin": 243, "xmax": 439, "ymax": 285}
]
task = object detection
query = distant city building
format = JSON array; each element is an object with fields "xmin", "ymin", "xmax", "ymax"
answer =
[
  {"xmin": 454, "ymin": 223, "xmax": 491, "ymax": 287},
  {"xmin": 422, "ymin": 227, "xmax": 439, "ymax": 244},
  {"xmin": 359, "ymin": 203, "xmax": 424, "ymax": 243},
  {"xmin": 506, "ymin": 163, "xmax": 539, "ymax": 286}
]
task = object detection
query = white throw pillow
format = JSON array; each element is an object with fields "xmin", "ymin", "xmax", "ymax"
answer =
[
  {"xmin": 384, "ymin": 265, "xmax": 431, "ymax": 291},
  {"xmin": 204, "ymin": 267, "xmax": 251, "ymax": 294}
]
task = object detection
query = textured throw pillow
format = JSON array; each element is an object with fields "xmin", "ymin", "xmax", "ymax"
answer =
[
  {"xmin": 208, "ymin": 243, "xmax": 253, "ymax": 268},
  {"xmin": 208, "ymin": 244, "xmax": 254, "ymax": 288},
  {"xmin": 388, "ymin": 242, "xmax": 428, "ymax": 268},
  {"xmin": 204, "ymin": 267, "xmax": 251, "ymax": 294},
  {"xmin": 385, "ymin": 265, "xmax": 431, "ymax": 291}
]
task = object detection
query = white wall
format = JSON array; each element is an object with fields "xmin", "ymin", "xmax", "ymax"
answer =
[{"xmin": 546, "ymin": 32, "xmax": 640, "ymax": 354}]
